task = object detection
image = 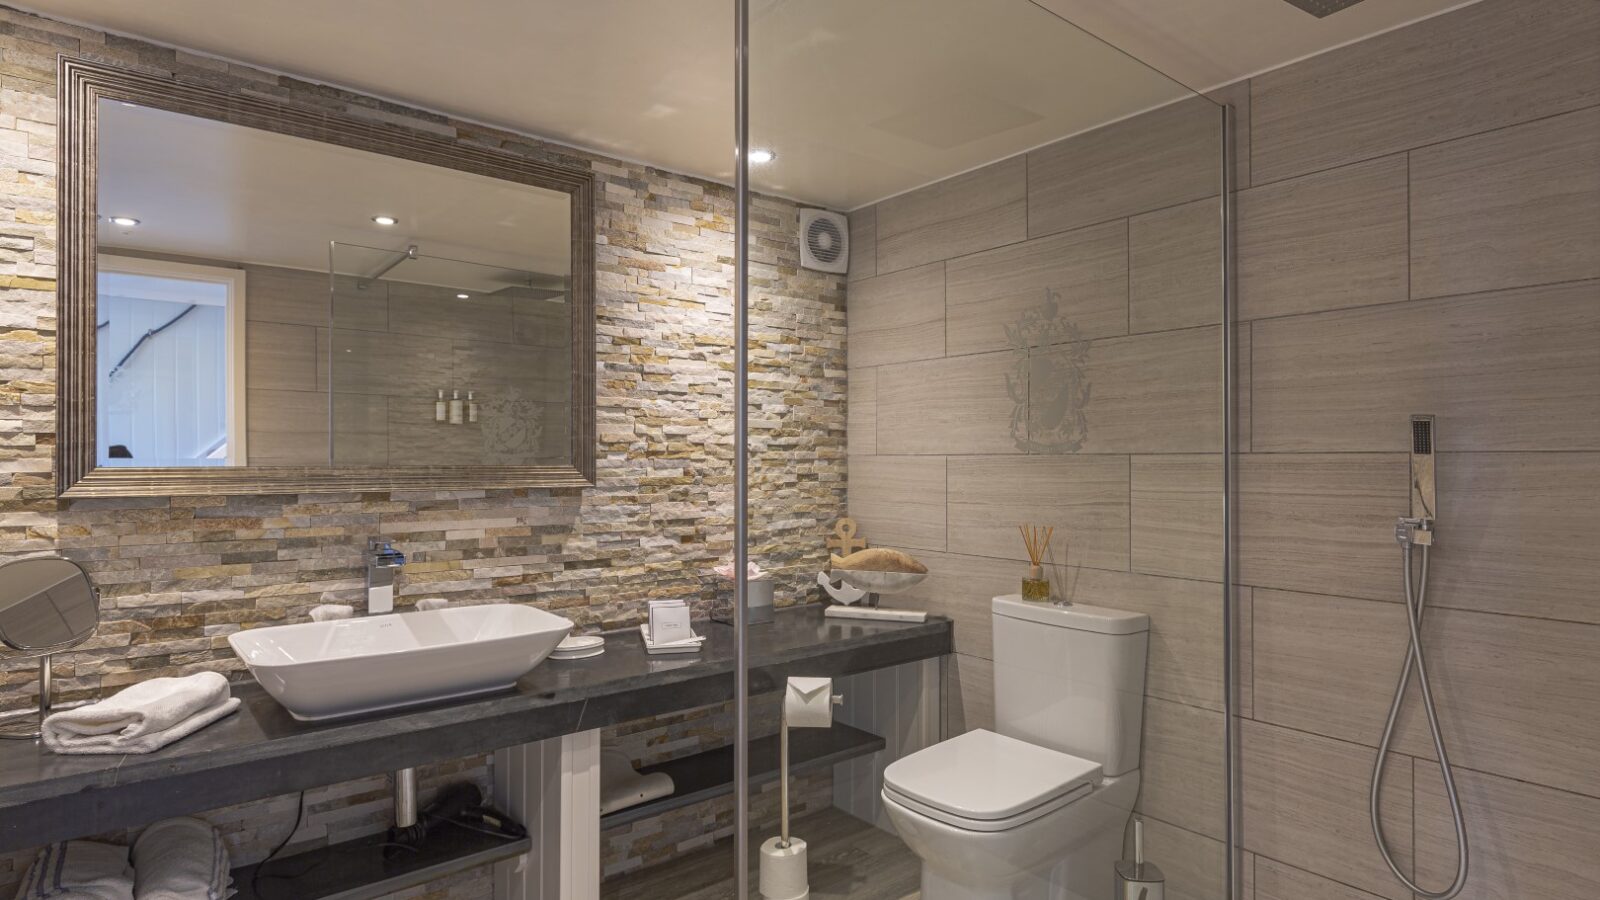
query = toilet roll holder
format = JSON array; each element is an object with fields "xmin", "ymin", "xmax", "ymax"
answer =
[{"xmin": 777, "ymin": 688, "xmax": 843, "ymax": 848}]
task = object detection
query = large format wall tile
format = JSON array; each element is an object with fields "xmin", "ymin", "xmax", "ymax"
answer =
[
  {"xmin": 874, "ymin": 157, "xmax": 1026, "ymax": 274},
  {"xmin": 1028, "ymin": 95, "xmax": 1222, "ymax": 237},
  {"xmin": 944, "ymin": 652, "xmax": 994, "ymax": 735},
  {"xmin": 876, "ymin": 352, "xmax": 1018, "ymax": 455},
  {"xmin": 846, "ymin": 262, "xmax": 945, "ymax": 368},
  {"xmin": 847, "ymin": 206, "xmax": 876, "ymax": 282},
  {"xmin": 1129, "ymin": 197, "xmax": 1222, "ymax": 334},
  {"xmin": 846, "ymin": 366, "xmax": 876, "ymax": 457},
  {"xmin": 387, "ymin": 283, "xmax": 517, "ymax": 345},
  {"xmin": 1073, "ymin": 326, "xmax": 1222, "ymax": 454},
  {"xmin": 1415, "ymin": 767, "xmax": 1600, "ymax": 900},
  {"xmin": 1250, "ymin": 0, "xmax": 1600, "ymax": 182},
  {"xmin": 945, "ymin": 221, "xmax": 1128, "ymax": 355},
  {"xmin": 1139, "ymin": 697, "xmax": 1227, "ymax": 840},
  {"xmin": 1071, "ymin": 568, "xmax": 1224, "ymax": 712},
  {"xmin": 1411, "ymin": 106, "xmax": 1600, "ymax": 299},
  {"xmin": 246, "ymin": 321, "xmax": 319, "ymax": 392},
  {"xmin": 1237, "ymin": 454, "xmax": 1408, "ymax": 602},
  {"xmin": 892, "ymin": 551, "xmax": 1008, "ymax": 660},
  {"xmin": 946, "ymin": 455, "xmax": 1129, "ymax": 570},
  {"xmin": 1131, "ymin": 454, "xmax": 1223, "ymax": 583},
  {"xmin": 1241, "ymin": 721, "xmax": 1413, "ymax": 900},
  {"xmin": 846, "ymin": 456, "xmax": 946, "ymax": 552},
  {"xmin": 1254, "ymin": 858, "xmax": 1388, "ymax": 900},
  {"xmin": 1236, "ymin": 155, "xmax": 1408, "ymax": 320},
  {"xmin": 1430, "ymin": 452, "xmax": 1600, "ymax": 624},
  {"xmin": 245, "ymin": 264, "xmax": 329, "ymax": 327},
  {"xmin": 245, "ymin": 388, "xmax": 326, "ymax": 465},
  {"xmin": 1251, "ymin": 282, "xmax": 1600, "ymax": 452},
  {"xmin": 1141, "ymin": 816, "xmax": 1227, "ymax": 900}
]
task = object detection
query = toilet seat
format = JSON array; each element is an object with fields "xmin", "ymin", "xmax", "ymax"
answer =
[{"xmin": 883, "ymin": 729, "xmax": 1103, "ymax": 833}]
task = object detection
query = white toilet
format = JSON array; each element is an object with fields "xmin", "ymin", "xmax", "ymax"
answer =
[{"xmin": 882, "ymin": 595, "xmax": 1150, "ymax": 900}]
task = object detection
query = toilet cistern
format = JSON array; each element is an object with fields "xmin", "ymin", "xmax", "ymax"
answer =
[{"xmin": 365, "ymin": 538, "xmax": 406, "ymax": 614}]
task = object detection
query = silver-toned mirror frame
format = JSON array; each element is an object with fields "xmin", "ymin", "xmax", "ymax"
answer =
[{"xmin": 56, "ymin": 56, "xmax": 597, "ymax": 497}]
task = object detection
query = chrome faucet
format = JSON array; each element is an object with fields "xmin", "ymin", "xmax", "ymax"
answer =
[{"xmin": 365, "ymin": 539, "xmax": 406, "ymax": 615}]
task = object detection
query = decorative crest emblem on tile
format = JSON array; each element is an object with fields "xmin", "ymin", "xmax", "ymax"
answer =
[
  {"xmin": 483, "ymin": 394, "xmax": 546, "ymax": 455},
  {"xmin": 1006, "ymin": 288, "xmax": 1090, "ymax": 454}
]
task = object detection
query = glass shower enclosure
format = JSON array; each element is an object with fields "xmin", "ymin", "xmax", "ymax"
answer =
[{"xmin": 734, "ymin": 1, "xmax": 1234, "ymax": 899}]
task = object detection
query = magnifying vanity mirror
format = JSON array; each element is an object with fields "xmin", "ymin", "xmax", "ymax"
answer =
[
  {"xmin": 56, "ymin": 59, "xmax": 596, "ymax": 497},
  {"xmin": 0, "ymin": 556, "xmax": 100, "ymax": 740}
]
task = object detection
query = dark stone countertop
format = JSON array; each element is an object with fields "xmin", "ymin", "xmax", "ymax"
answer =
[{"xmin": 0, "ymin": 605, "xmax": 950, "ymax": 852}]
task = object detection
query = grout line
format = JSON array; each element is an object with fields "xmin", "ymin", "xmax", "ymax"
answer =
[
  {"xmin": 1249, "ymin": 852, "xmax": 1391, "ymax": 900},
  {"xmin": 1406, "ymin": 150, "xmax": 1413, "ymax": 302},
  {"xmin": 1242, "ymin": 274, "xmax": 1600, "ymax": 326}
]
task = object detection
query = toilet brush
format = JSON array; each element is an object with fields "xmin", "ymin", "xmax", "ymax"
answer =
[{"xmin": 760, "ymin": 678, "xmax": 842, "ymax": 900}]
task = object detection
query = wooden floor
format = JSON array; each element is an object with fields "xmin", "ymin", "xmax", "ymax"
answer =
[{"xmin": 603, "ymin": 807, "xmax": 920, "ymax": 900}]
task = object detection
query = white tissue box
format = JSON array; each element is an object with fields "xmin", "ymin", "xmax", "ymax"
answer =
[{"xmin": 647, "ymin": 600, "xmax": 692, "ymax": 645}]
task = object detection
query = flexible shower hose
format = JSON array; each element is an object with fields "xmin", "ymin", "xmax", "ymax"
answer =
[{"xmin": 1370, "ymin": 542, "xmax": 1469, "ymax": 899}]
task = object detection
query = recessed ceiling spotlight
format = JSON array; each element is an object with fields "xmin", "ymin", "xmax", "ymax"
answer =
[
  {"xmin": 371, "ymin": 215, "xmax": 399, "ymax": 226},
  {"xmin": 456, "ymin": 293, "xmax": 470, "ymax": 299},
  {"xmin": 108, "ymin": 216, "xmax": 140, "ymax": 227},
  {"xmin": 747, "ymin": 148, "xmax": 775, "ymax": 165}
]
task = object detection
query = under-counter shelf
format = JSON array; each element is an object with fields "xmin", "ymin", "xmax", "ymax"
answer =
[
  {"xmin": 601, "ymin": 722, "xmax": 884, "ymax": 828},
  {"xmin": 231, "ymin": 824, "xmax": 529, "ymax": 900}
]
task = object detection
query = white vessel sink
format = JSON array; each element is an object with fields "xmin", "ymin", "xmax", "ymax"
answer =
[{"xmin": 229, "ymin": 604, "xmax": 572, "ymax": 721}]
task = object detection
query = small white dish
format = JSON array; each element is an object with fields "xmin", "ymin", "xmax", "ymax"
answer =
[{"xmin": 552, "ymin": 634, "xmax": 606, "ymax": 660}]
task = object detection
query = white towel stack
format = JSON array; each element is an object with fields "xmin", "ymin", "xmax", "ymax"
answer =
[
  {"xmin": 41, "ymin": 672, "xmax": 240, "ymax": 755},
  {"xmin": 308, "ymin": 604, "xmax": 354, "ymax": 621},
  {"xmin": 131, "ymin": 817, "xmax": 233, "ymax": 900},
  {"xmin": 13, "ymin": 840, "xmax": 134, "ymax": 900}
]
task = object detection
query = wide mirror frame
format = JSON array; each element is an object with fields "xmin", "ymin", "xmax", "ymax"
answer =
[{"xmin": 56, "ymin": 57, "xmax": 596, "ymax": 497}]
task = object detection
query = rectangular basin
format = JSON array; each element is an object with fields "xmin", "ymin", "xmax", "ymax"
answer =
[{"xmin": 229, "ymin": 604, "xmax": 572, "ymax": 721}]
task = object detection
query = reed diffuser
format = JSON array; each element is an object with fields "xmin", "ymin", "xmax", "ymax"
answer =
[{"xmin": 1018, "ymin": 524, "xmax": 1053, "ymax": 602}]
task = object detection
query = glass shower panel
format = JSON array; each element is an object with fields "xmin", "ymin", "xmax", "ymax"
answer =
[
  {"xmin": 327, "ymin": 242, "xmax": 571, "ymax": 468},
  {"xmin": 744, "ymin": 2, "xmax": 1230, "ymax": 899}
]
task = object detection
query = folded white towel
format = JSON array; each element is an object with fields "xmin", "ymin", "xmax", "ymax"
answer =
[
  {"xmin": 308, "ymin": 604, "xmax": 354, "ymax": 622},
  {"xmin": 598, "ymin": 749, "xmax": 675, "ymax": 815},
  {"xmin": 14, "ymin": 840, "xmax": 134, "ymax": 900},
  {"xmin": 131, "ymin": 817, "xmax": 233, "ymax": 900},
  {"xmin": 42, "ymin": 672, "xmax": 240, "ymax": 755},
  {"xmin": 414, "ymin": 598, "xmax": 449, "ymax": 611}
]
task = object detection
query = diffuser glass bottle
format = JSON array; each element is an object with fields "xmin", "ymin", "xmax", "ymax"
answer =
[{"xmin": 1019, "ymin": 524, "xmax": 1053, "ymax": 602}]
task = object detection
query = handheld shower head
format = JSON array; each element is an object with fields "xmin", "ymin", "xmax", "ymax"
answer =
[{"xmin": 1410, "ymin": 415, "xmax": 1436, "ymax": 524}]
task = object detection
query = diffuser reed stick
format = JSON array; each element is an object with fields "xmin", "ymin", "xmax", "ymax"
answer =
[{"xmin": 1018, "ymin": 524, "xmax": 1053, "ymax": 602}]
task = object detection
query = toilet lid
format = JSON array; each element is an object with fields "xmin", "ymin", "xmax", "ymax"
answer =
[{"xmin": 883, "ymin": 729, "xmax": 1102, "ymax": 823}]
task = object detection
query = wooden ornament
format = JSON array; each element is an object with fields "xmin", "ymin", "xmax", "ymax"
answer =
[{"xmin": 826, "ymin": 517, "xmax": 868, "ymax": 555}]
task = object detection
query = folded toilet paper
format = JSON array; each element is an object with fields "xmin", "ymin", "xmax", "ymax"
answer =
[{"xmin": 784, "ymin": 677, "xmax": 834, "ymax": 729}]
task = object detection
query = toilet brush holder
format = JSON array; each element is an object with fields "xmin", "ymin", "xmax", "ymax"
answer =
[{"xmin": 1116, "ymin": 819, "xmax": 1165, "ymax": 900}]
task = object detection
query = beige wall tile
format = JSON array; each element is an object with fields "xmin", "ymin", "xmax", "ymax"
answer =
[
  {"xmin": 1028, "ymin": 95, "xmax": 1222, "ymax": 237},
  {"xmin": 892, "ymin": 551, "xmax": 1005, "ymax": 660},
  {"xmin": 245, "ymin": 388, "xmax": 326, "ymax": 465},
  {"xmin": 1241, "ymin": 721, "xmax": 1413, "ymax": 900},
  {"xmin": 1234, "ymin": 323, "xmax": 1251, "ymax": 454},
  {"xmin": 847, "ymin": 367, "xmax": 876, "ymax": 457},
  {"xmin": 875, "ymin": 157, "xmax": 1026, "ymax": 274},
  {"xmin": 1236, "ymin": 155, "xmax": 1408, "ymax": 320},
  {"xmin": 945, "ymin": 221, "xmax": 1128, "ymax": 355},
  {"xmin": 245, "ymin": 264, "xmax": 327, "ymax": 327},
  {"xmin": 1139, "ymin": 697, "xmax": 1227, "ymax": 840},
  {"xmin": 246, "ymin": 321, "xmax": 319, "ymax": 392},
  {"xmin": 387, "ymin": 283, "xmax": 516, "ymax": 345},
  {"xmin": 1209, "ymin": 79, "xmax": 1252, "ymax": 191},
  {"xmin": 1129, "ymin": 197, "xmax": 1222, "ymax": 334},
  {"xmin": 943, "ymin": 652, "xmax": 994, "ymax": 735},
  {"xmin": 330, "ymin": 393, "xmax": 387, "ymax": 465},
  {"xmin": 847, "ymin": 206, "xmax": 876, "ymax": 282},
  {"xmin": 1415, "ymin": 766, "xmax": 1600, "ymax": 900},
  {"xmin": 876, "ymin": 352, "xmax": 1018, "ymax": 455},
  {"xmin": 453, "ymin": 340, "xmax": 570, "ymax": 401},
  {"xmin": 1430, "ymin": 452, "xmax": 1600, "ymax": 624},
  {"xmin": 1411, "ymin": 106, "xmax": 1600, "ymax": 299},
  {"xmin": 1235, "ymin": 586, "xmax": 1253, "ymax": 719},
  {"xmin": 847, "ymin": 456, "xmax": 946, "ymax": 553},
  {"xmin": 1074, "ymin": 326, "xmax": 1223, "ymax": 454},
  {"xmin": 1251, "ymin": 282, "xmax": 1600, "ymax": 452},
  {"xmin": 1132, "ymin": 454, "xmax": 1223, "ymax": 582},
  {"xmin": 1254, "ymin": 858, "xmax": 1388, "ymax": 900},
  {"xmin": 327, "ymin": 328, "xmax": 453, "ymax": 396},
  {"xmin": 1237, "ymin": 454, "xmax": 1408, "ymax": 601},
  {"xmin": 331, "ymin": 275, "xmax": 390, "ymax": 332},
  {"xmin": 946, "ymin": 454, "xmax": 1129, "ymax": 571},
  {"xmin": 1071, "ymin": 568, "xmax": 1225, "ymax": 712},
  {"xmin": 847, "ymin": 262, "xmax": 945, "ymax": 368},
  {"xmin": 1141, "ymin": 816, "xmax": 1227, "ymax": 900},
  {"xmin": 1249, "ymin": 0, "xmax": 1600, "ymax": 182}
]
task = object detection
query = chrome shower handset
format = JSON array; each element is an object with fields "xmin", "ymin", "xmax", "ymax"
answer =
[{"xmin": 1397, "ymin": 415, "xmax": 1437, "ymax": 547}]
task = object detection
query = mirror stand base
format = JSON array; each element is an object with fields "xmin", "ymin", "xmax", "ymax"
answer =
[{"xmin": 0, "ymin": 652, "xmax": 52, "ymax": 741}]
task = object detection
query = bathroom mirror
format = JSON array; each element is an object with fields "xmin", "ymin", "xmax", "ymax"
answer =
[
  {"xmin": 0, "ymin": 556, "xmax": 99, "ymax": 653},
  {"xmin": 56, "ymin": 58, "xmax": 596, "ymax": 497}
]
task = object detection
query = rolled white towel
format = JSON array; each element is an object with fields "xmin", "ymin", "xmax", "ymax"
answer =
[
  {"xmin": 14, "ymin": 840, "xmax": 134, "ymax": 900},
  {"xmin": 308, "ymin": 604, "xmax": 354, "ymax": 622},
  {"xmin": 131, "ymin": 817, "xmax": 232, "ymax": 900},
  {"xmin": 414, "ymin": 598, "xmax": 449, "ymax": 611},
  {"xmin": 41, "ymin": 672, "xmax": 240, "ymax": 755}
]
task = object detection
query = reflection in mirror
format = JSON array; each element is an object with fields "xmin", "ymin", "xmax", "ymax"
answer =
[
  {"xmin": 0, "ymin": 556, "xmax": 99, "ymax": 653},
  {"xmin": 94, "ymin": 98, "xmax": 573, "ymax": 468}
]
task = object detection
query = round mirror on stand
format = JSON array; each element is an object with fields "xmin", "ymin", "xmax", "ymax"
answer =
[{"xmin": 0, "ymin": 556, "xmax": 100, "ymax": 740}]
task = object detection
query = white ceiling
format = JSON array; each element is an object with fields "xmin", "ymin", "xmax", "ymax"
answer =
[
  {"xmin": 98, "ymin": 101, "xmax": 571, "ymax": 287},
  {"xmin": 24, "ymin": 0, "xmax": 1478, "ymax": 210}
]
